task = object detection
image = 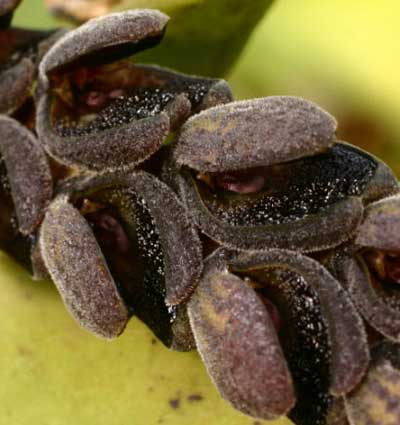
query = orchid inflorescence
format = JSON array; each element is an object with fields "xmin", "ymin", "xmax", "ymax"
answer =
[{"xmin": 1, "ymin": 2, "xmax": 400, "ymax": 425}]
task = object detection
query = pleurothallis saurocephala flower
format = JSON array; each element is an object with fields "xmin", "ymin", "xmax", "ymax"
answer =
[{"xmin": 1, "ymin": 3, "xmax": 400, "ymax": 425}]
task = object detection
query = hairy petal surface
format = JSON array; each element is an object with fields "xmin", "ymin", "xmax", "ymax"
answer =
[
  {"xmin": 337, "ymin": 254, "xmax": 400, "ymax": 342},
  {"xmin": 175, "ymin": 96, "xmax": 337, "ymax": 172},
  {"xmin": 0, "ymin": 116, "xmax": 52, "ymax": 234},
  {"xmin": 40, "ymin": 197, "xmax": 129, "ymax": 339},
  {"xmin": 188, "ymin": 253, "xmax": 295, "ymax": 419},
  {"xmin": 355, "ymin": 194, "xmax": 400, "ymax": 251}
]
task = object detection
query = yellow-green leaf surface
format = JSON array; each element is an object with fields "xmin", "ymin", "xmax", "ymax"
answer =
[
  {"xmin": 135, "ymin": 0, "xmax": 275, "ymax": 76},
  {"xmin": 0, "ymin": 252, "xmax": 291, "ymax": 425}
]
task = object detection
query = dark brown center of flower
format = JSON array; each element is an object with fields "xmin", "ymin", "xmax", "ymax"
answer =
[
  {"xmin": 197, "ymin": 167, "xmax": 269, "ymax": 195},
  {"xmin": 86, "ymin": 209, "xmax": 131, "ymax": 255},
  {"xmin": 0, "ymin": 11, "xmax": 13, "ymax": 30},
  {"xmin": 0, "ymin": 29, "xmax": 52, "ymax": 69},
  {"xmin": 363, "ymin": 249, "xmax": 400, "ymax": 286},
  {"xmin": 0, "ymin": 156, "xmax": 32, "ymax": 269},
  {"xmin": 214, "ymin": 169, "xmax": 266, "ymax": 194},
  {"xmin": 76, "ymin": 191, "xmax": 176, "ymax": 345},
  {"xmin": 385, "ymin": 252, "xmax": 400, "ymax": 284},
  {"xmin": 194, "ymin": 144, "xmax": 378, "ymax": 227},
  {"xmin": 50, "ymin": 61, "xmax": 211, "ymax": 137},
  {"xmin": 79, "ymin": 200, "xmax": 139, "ymax": 289}
]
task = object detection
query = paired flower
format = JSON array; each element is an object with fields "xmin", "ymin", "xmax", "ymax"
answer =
[
  {"xmin": 1, "ymin": 4, "xmax": 400, "ymax": 425},
  {"xmin": 35, "ymin": 9, "xmax": 232, "ymax": 171}
]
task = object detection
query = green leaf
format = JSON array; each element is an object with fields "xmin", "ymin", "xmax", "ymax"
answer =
[
  {"xmin": 133, "ymin": 0, "xmax": 275, "ymax": 76},
  {"xmin": 0, "ymin": 252, "xmax": 292, "ymax": 425}
]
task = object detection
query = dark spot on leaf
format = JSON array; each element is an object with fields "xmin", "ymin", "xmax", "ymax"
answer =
[
  {"xmin": 169, "ymin": 398, "xmax": 180, "ymax": 409},
  {"xmin": 187, "ymin": 394, "xmax": 203, "ymax": 402},
  {"xmin": 17, "ymin": 345, "xmax": 33, "ymax": 358}
]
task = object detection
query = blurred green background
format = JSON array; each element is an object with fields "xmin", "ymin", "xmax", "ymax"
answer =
[{"xmin": 3, "ymin": 1, "xmax": 399, "ymax": 425}]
